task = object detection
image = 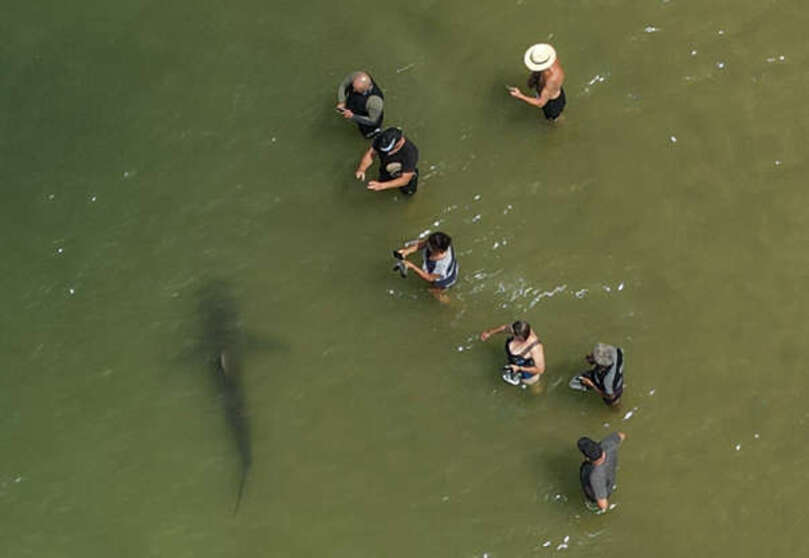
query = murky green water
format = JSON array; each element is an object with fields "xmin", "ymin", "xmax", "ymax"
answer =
[{"xmin": 2, "ymin": 0, "xmax": 809, "ymax": 556}]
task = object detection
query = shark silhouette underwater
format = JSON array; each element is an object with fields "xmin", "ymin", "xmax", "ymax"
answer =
[{"xmin": 197, "ymin": 282, "xmax": 253, "ymax": 514}]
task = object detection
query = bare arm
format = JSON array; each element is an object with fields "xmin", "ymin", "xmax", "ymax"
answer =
[
  {"xmin": 508, "ymin": 71, "xmax": 562, "ymax": 108},
  {"xmin": 480, "ymin": 324, "xmax": 511, "ymax": 341},
  {"xmin": 395, "ymin": 238, "xmax": 426, "ymax": 258},
  {"xmin": 355, "ymin": 147, "xmax": 375, "ymax": 180},
  {"xmin": 395, "ymin": 240, "xmax": 440, "ymax": 283},
  {"xmin": 581, "ymin": 376, "xmax": 605, "ymax": 396},
  {"xmin": 509, "ymin": 86, "xmax": 550, "ymax": 108},
  {"xmin": 367, "ymin": 171, "xmax": 414, "ymax": 191},
  {"xmin": 403, "ymin": 260, "xmax": 441, "ymax": 283}
]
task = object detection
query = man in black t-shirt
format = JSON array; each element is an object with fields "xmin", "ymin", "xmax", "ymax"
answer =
[{"xmin": 354, "ymin": 127, "xmax": 419, "ymax": 196}]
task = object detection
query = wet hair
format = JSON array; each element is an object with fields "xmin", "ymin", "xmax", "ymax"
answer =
[
  {"xmin": 373, "ymin": 127, "xmax": 403, "ymax": 153},
  {"xmin": 427, "ymin": 232, "xmax": 452, "ymax": 254},
  {"xmin": 511, "ymin": 320, "xmax": 531, "ymax": 340},
  {"xmin": 577, "ymin": 437, "xmax": 603, "ymax": 461}
]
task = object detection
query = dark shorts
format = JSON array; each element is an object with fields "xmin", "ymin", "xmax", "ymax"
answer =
[
  {"xmin": 542, "ymin": 88, "xmax": 566, "ymax": 120},
  {"xmin": 398, "ymin": 168, "xmax": 419, "ymax": 196}
]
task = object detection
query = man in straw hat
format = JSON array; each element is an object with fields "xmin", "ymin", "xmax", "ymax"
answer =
[
  {"xmin": 569, "ymin": 343, "xmax": 625, "ymax": 406},
  {"xmin": 507, "ymin": 43, "xmax": 566, "ymax": 121}
]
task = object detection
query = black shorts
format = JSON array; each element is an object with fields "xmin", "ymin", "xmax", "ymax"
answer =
[
  {"xmin": 399, "ymin": 168, "xmax": 418, "ymax": 196},
  {"xmin": 542, "ymin": 88, "xmax": 566, "ymax": 120},
  {"xmin": 380, "ymin": 168, "xmax": 419, "ymax": 196}
]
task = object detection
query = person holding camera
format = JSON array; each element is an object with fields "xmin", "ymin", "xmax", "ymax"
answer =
[
  {"xmin": 356, "ymin": 127, "xmax": 419, "ymax": 196},
  {"xmin": 393, "ymin": 232, "xmax": 458, "ymax": 300},
  {"xmin": 568, "ymin": 343, "xmax": 625, "ymax": 406},
  {"xmin": 479, "ymin": 320, "xmax": 545, "ymax": 385},
  {"xmin": 336, "ymin": 71, "xmax": 384, "ymax": 138}
]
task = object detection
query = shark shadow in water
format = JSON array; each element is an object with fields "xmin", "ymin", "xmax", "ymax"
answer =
[{"xmin": 197, "ymin": 281, "xmax": 252, "ymax": 514}]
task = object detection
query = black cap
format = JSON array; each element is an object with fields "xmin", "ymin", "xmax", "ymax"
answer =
[
  {"xmin": 373, "ymin": 127, "xmax": 403, "ymax": 153},
  {"xmin": 577, "ymin": 437, "xmax": 603, "ymax": 461}
]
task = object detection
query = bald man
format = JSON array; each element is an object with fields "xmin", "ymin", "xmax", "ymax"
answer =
[{"xmin": 336, "ymin": 71, "xmax": 385, "ymax": 138}]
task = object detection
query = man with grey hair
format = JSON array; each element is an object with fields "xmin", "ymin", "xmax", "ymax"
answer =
[
  {"xmin": 569, "ymin": 343, "xmax": 625, "ymax": 406},
  {"xmin": 336, "ymin": 71, "xmax": 384, "ymax": 138}
]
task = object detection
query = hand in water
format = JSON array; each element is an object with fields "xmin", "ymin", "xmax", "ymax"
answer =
[
  {"xmin": 367, "ymin": 181, "xmax": 384, "ymax": 191},
  {"xmin": 342, "ymin": 109, "xmax": 354, "ymax": 119},
  {"xmin": 508, "ymin": 87, "xmax": 522, "ymax": 98},
  {"xmin": 355, "ymin": 170, "xmax": 365, "ymax": 181},
  {"xmin": 480, "ymin": 330, "xmax": 491, "ymax": 341}
]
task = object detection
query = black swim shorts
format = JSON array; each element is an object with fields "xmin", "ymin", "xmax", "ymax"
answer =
[
  {"xmin": 398, "ymin": 168, "xmax": 418, "ymax": 196},
  {"xmin": 542, "ymin": 88, "xmax": 566, "ymax": 121}
]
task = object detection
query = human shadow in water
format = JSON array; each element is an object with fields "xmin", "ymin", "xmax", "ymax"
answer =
[{"xmin": 533, "ymin": 445, "xmax": 583, "ymax": 509}]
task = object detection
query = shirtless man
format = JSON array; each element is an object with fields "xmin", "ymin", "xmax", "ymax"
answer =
[{"xmin": 507, "ymin": 43, "xmax": 566, "ymax": 121}]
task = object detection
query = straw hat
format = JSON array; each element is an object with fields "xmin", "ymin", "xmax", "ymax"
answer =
[
  {"xmin": 523, "ymin": 43, "xmax": 557, "ymax": 72},
  {"xmin": 592, "ymin": 343, "xmax": 617, "ymax": 367}
]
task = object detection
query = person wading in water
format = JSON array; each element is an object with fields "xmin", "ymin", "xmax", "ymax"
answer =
[
  {"xmin": 507, "ymin": 43, "xmax": 566, "ymax": 121},
  {"xmin": 479, "ymin": 320, "xmax": 546, "ymax": 386},
  {"xmin": 355, "ymin": 127, "xmax": 420, "ymax": 196},
  {"xmin": 336, "ymin": 71, "xmax": 384, "ymax": 138}
]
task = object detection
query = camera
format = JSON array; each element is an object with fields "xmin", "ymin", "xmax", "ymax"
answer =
[
  {"xmin": 501, "ymin": 365, "xmax": 521, "ymax": 386},
  {"xmin": 391, "ymin": 251, "xmax": 407, "ymax": 278}
]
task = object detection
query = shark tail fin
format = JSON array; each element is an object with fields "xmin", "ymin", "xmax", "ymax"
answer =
[{"xmin": 233, "ymin": 466, "xmax": 248, "ymax": 515}]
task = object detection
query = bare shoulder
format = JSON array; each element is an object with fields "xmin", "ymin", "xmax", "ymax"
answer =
[{"xmin": 552, "ymin": 64, "xmax": 565, "ymax": 85}]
